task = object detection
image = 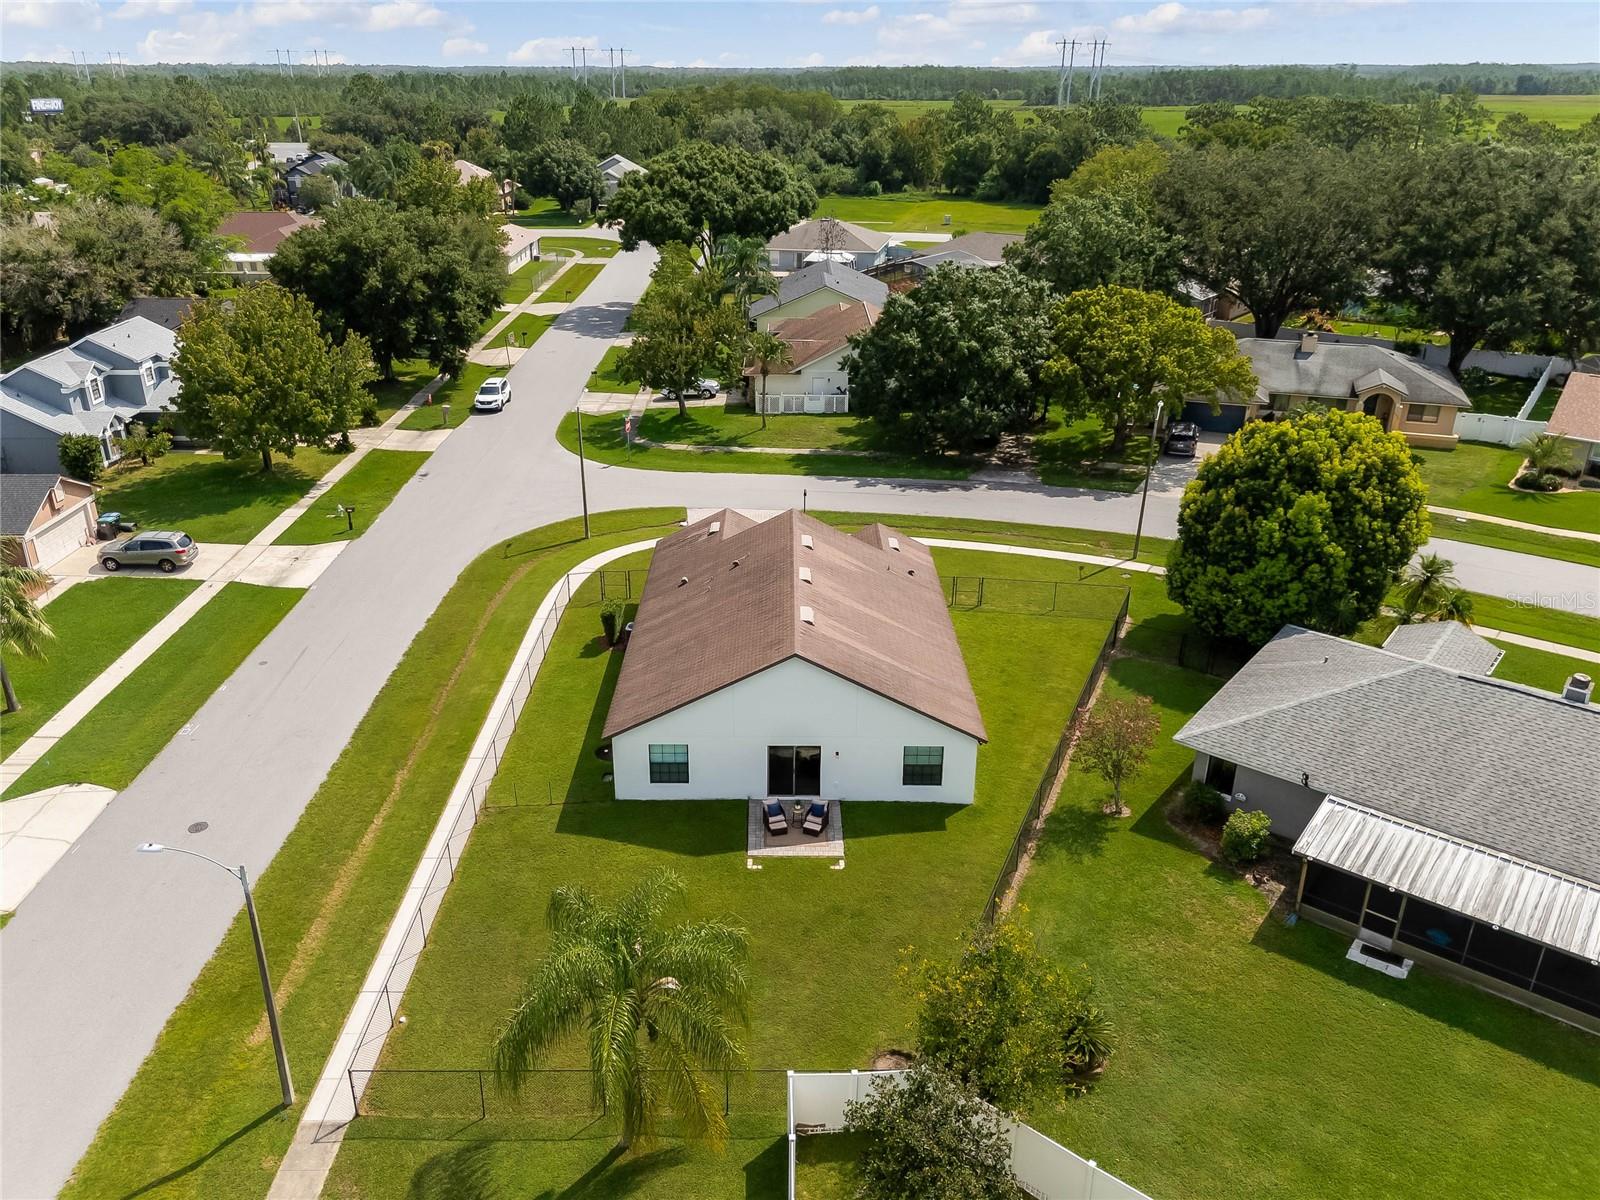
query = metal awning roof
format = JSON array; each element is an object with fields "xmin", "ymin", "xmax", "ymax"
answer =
[{"xmin": 1295, "ymin": 797, "xmax": 1600, "ymax": 963}]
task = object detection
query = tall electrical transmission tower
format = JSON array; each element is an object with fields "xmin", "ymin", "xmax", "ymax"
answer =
[
  {"xmin": 71, "ymin": 50, "xmax": 92, "ymax": 84},
  {"xmin": 1055, "ymin": 38, "xmax": 1078, "ymax": 107},
  {"xmin": 602, "ymin": 47, "xmax": 632, "ymax": 100}
]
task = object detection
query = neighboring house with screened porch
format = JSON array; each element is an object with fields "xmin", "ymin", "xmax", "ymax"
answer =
[
  {"xmin": 1175, "ymin": 622, "xmax": 1599, "ymax": 1032},
  {"xmin": 604, "ymin": 509, "xmax": 986, "ymax": 804}
]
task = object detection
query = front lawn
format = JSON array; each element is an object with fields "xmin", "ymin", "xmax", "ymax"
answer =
[
  {"xmin": 0, "ymin": 579, "xmax": 198, "ymax": 749},
  {"xmin": 539, "ymin": 261, "xmax": 605, "ymax": 304},
  {"xmin": 398, "ymin": 365, "xmax": 495, "ymax": 430},
  {"xmin": 1484, "ymin": 640, "xmax": 1599, "ymax": 694},
  {"xmin": 814, "ymin": 191, "xmax": 1043, "ymax": 234},
  {"xmin": 1013, "ymin": 657, "xmax": 1600, "ymax": 1200},
  {"xmin": 507, "ymin": 198, "xmax": 593, "ymax": 228},
  {"xmin": 1416, "ymin": 442, "xmax": 1600, "ymax": 535},
  {"xmin": 1429, "ymin": 513, "xmax": 1600, "ymax": 568},
  {"xmin": 535, "ymin": 236, "xmax": 620, "ymax": 258},
  {"xmin": 586, "ymin": 344, "xmax": 641, "ymax": 393},
  {"xmin": 2, "ymin": 584, "xmax": 300, "ymax": 801},
  {"xmin": 501, "ymin": 256, "xmax": 563, "ymax": 304},
  {"xmin": 1464, "ymin": 593, "xmax": 1600, "ymax": 652},
  {"xmin": 366, "ymin": 357, "xmax": 438, "ymax": 421},
  {"xmin": 275, "ymin": 450, "xmax": 427, "ymax": 544},
  {"xmin": 637, "ymin": 403, "xmax": 916, "ymax": 455},
  {"xmin": 1033, "ymin": 409, "xmax": 1151, "ymax": 492},
  {"xmin": 93, "ymin": 449, "xmax": 345, "ymax": 544},
  {"xmin": 61, "ymin": 510, "xmax": 689, "ymax": 1200},
  {"xmin": 557, "ymin": 410, "xmax": 972, "ymax": 479},
  {"xmin": 484, "ymin": 311, "xmax": 555, "ymax": 352}
]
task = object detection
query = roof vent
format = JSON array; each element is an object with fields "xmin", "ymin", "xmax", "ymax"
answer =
[
  {"xmin": 887, "ymin": 537, "xmax": 900, "ymax": 552},
  {"xmin": 801, "ymin": 534, "xmax": 813, "ymax": 549},
  {"xmin": 731, "ymin": 558, "xmax": 741, "ymax": 569},
  {"xmin": 678, "ymin": 576, "xmax": 689, "ymax": 587},
  {"xmin": 798, "ymin": 566, "xmax": 812, "ymax": 583},
  {"xmin": 1563, "ymin": 673, "xmax": 1594, "ymax": 704},
  {"xmin": 709, "ymin": 521, "xmax": 721, "ymax": 534},
  {"xmin": 799, "ymin": 605, "xmax": 815, "ymax": 625},
  {"xmin": 907, "ymin": 568, "xmax": 915, "ymax": 576}
]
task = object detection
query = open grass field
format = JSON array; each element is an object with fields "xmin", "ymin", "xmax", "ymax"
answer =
[
  {"xmin": 1417, "ymin": 442, "xmax": 1600, "ymax": 535},
  {"xmin": 557, "ymin": 409, "xmax": 972, "ymax": 479},
  {"xmin": 585, "ymin": 344, "xmax": 641, "ymax": 393},
  {"xmin": 535, "ymin": 235, "xmax": 621, "ymax": 258},
  {"xmin": 1483, "ymin": 639, "xmax": 1600, "ymax": 694},
  {"xmin": 322, "ymin": 545, "xmax": 1123, "ymax": 1197},
  {"xmin": 275, "ymin": 450, "xmax": 427, "ymax": 544},
  {"xmin": 508, "ymin": 198, "xmax": 595, "ymax": 228},
  {"xmin": 540, "ymin": 261, "xmax": 606, "ymax": 304},
  {"xmin": 0, "ymin": 579, "xmax": 197, "ymax": 751},
  {"xmin": 94, "ymin": 448, "xmax": 344, "ymax": 544},
  {"xmin": 839, "ymin": 98, "xmax": 1027, "ymax": 122},
  {"xmin": 61, "ymin": 510, "xmax": 688, "ymax": 1200},
  {"xmin": 1011, "ymin": 655, "xmax": 1600, "ymax": 1200},
  {"xmin": 1, "ymin": 584, "xmax": 300, "ymax": 802},
  {"xmin": 501, "ymin": 255, "xmax": 564, "ymax": 304},
  {"xmin": 814, "ymin": 190, "xmax": 1043, "ymax": 234},
  {"xmin": 1479, "ymin": 94, "xmax": 1600, "ymax": 128}
]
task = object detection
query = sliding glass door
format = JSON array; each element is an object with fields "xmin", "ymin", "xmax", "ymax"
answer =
[{"xmin": 767, "ymin": 746, "xmax": 821, "ymax": 796}]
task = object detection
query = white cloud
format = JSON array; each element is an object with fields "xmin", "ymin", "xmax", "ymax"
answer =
[
  {"xmin": 508, "ymin": 35, "xmax": 597, "ymax": 65},
  {"xmin": 874, "ymin": 1, "xmax": 1032, "ymax": 55},
  {"xmin": 991, "ymin": 23, "xmax": 1104, "ymax": 65},
  {"xmin": 822, "ymin": 5, "xmax": 879, "ymax": 26},
  {"xmin": 791, "ymin": 52, "xmax": 826, "ymax": 67},
  {"xmin": 947, "ymin": 0, "xmax": 1038, "ymax": 25},
  {"xmin": 112, "ymin": 0, "xmax": 192, "ymax": 18},
  {"xmin": 360, "ymin": 1, "xmax": 445, "ymax": 32},
  {"xmin": 17, "ymin": 44, "xmax": 78, "ymax": 62},
  {"xmin": 138, "ymin": 10, "xmax": 249, "ymax": 61},
  {"xmin": 1112, "ymin": 3, "xmax": 1272, "ymax": 35},
  {"xmin": 6, "ymin": 1, "xmax": 102, "ymax": 30},
  {"xmin": 442, "ymin": 35, "xmax": 487, "ymax": 58}
]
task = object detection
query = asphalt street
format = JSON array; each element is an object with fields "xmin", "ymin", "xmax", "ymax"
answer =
[{"xmin": 3, "ymin": 243, "xmax": 1595, "ymax": 1198}]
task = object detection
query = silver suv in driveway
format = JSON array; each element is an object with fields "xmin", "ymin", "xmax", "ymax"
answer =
[{"xmin": 101, "ymin": 531, "xmax": 200, "ymax": 573}]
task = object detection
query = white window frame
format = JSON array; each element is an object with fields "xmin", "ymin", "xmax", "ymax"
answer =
[
  {"xmin": 141, "ymin": 361, "xmax": 157, "ymax": 389},
  {"xmin": 86, "ymin": 375, "xmax": 104, "ymax": 405}
]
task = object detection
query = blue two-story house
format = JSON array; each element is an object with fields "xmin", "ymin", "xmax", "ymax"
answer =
[{"xmin": 0, "ymin": 317, "xmax": 180, "ymax": 476}]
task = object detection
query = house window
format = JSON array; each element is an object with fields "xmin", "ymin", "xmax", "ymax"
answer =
[
  {"xmin": 1203, "ymin": 756, "xmax": 1236, "ymax": 794},
  {"xmin": 1406, "ymin": 404, "xmax": 1440, "ymax": 424},
  {"xmin": 86, "ymin": 375, "xmax": 103, "ymax": 405},
  {"xmin": 647, "ymin": 744, "xmax": 689, "ymax": 784},
  {"xmin": 902, "ymin": 746, "xmax": 944, "ymax": 786},
  {"xmin": 141, "ymin": 362, "xmax": 157, "ymax": 388}
]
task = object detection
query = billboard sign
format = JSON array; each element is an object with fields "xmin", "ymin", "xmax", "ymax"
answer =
[{"xmin": 29, "ymin": 98, "xmax": 65, "ymax": 115}]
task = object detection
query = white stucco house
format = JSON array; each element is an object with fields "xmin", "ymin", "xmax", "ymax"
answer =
[
  {"xmin": 605, "ymin": 509, "xmax": 986, "ymax": 804},
  {"xmin": 742, "ymin": 300, "xmax": 875, "ymax": 414},
  {"xmin": 766, "ymin": 218, "xmax": 892, "ymax": 273}
]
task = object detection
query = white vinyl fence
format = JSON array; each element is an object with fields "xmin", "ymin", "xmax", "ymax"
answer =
[
  {"xmin": 1454, "ymin": 413, "xmax": 1547, "ymax": 447},
  {"xmin": 756, "ymin": 391, "xmax": 849, "ymax": 415},
  {"xmin": 786, "ymin": 1070, "xmax": 1154, "ymax": 1200}
]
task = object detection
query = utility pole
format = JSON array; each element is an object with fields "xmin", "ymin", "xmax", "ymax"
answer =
[
  {"xmin": 1094, "ymin": 40, "xmax": 1110, "ymax": 101},
  {"xmin": 580, "ymin": 46, "xmax": 590, "ymax": 84},
  {"xmin": 575, "ymin": 407, "xmax": 591, "ymax": 539},
  {"xmin": 619, "ymin": 47, "xmax": 628, "ymax": 100},
  {"xmin": 1056, "ymin": 38, "xmax": 1078, "ymax": 107},
  {"xmin": 605, "ymin": 47, "xmax": 617, "ymax": 100},
  {"xmin": 1132, "ymin": 399, "xmax": 1163, "ymax": 560}
]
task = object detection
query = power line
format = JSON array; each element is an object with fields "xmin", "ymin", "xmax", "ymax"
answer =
[{"xmin": 1056, "ymin": 37, "xmax": 1078, "ymax": 107}]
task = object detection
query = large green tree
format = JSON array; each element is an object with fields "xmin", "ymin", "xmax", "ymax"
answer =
[
  {"xmin": 1154, "ymin": 142, "xmax": 1383, "ymax": 338},
  {"xmin": 606, "ymin": 141, "xmax": 815, "ymax": 261},
  {"xmin": 1, "ymin": 538, "xmax": 54, "ymax": 715},
  {"xmin": 1004, "ymin": 191, "xmax": 1180, "ymax": 297},
  {"xmin": 1166, "ymin": 409, "xmax": 1429, "ymax": 644},
  {"xmin": 844, "ymin": 264, "xmax": 1055, "ymax": 454},
  {"xmin": 271, "ymin": 199, "xmax": 503, "ymax": 378},
  {"xmin": 171, "ymin": 285, "xmax": 375, "ymax": 472},
  {"xmin": 501, "ymin": 87, "xmax": 568, "ymax": 156},
  {"xmin": 617, "ymin": 245, "xmax": 746, "ymax": 417},
  {"xmin": 1047, "ymin": 285, "xmax": 1256, "ymax": 453},
  {"xmin": 493, "ymin": 869, "xmax": 749, "ymax": 1151},
  {"xmin": 844, "ymin": 1066, "xmax": 1016, "ymax": 1200},
  {"xmin": 524, "ymin": 137, "xmax": 605, "ymax": 213}
]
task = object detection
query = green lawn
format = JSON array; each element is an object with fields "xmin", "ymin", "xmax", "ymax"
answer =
[
  {"xmin": 1429, "ymin": 513, "xmax": 1600, "ymax": 569},
  {"xmin": 1417, "ymin": 442, "xmax": 1600, "ymax": 535},
  {"xmin": 508, "ymin": 198, "xmax": 594, "ymax": 228},
  {"xmin": 814, "ymin": 191, "xmax": 1043, "ymax": 234},
  {"xmin": 839, "ymin": 98, "xmax": 1028, "ymax": 123},
  {"xmin": 1012, "ymin": 656, "xmax": 1600, "ymax": 1200},
  {"xmin": 1486, "ymin": 640, "xmax": 1599, "ymax": 694},
  {"xmin": 535, "ymin": 236, "xmax": 620, "ymax": 258},
  {"xmin": 1458, "ymin": 371, "xmax": 1559, "ymax": 418},
  {"xmin": 366, "ymin": 358, "xmax": 438, "ymax": 421},
  {"xmin": 1033, "ymin": 409, "xmax": 1151, "ymax": 491},
  {"xmin": 485, "ymin": 311, "xmax": 555, "ymax": 351},
  {"xmin": 502, "ymin": 256, "xmax": 563, "ymax": 304},
  {"xmin": 586, "ymin": 344, "xmax": 641, "ymax": 393},
  {"xmin": 2, "ymin": 584, "xmax": 300, "ymax": 801},
  {"xmin": 557, "ymin": 410, "xmax": 972, "ymax": 479},
  {"xmin": 0, "ymin": 579, "xmax": 197, "ymax": 750},
  {"xmin": 93, "ymin": 449, "xmax": 345, "ymax": 544},
  {"xmin": 61, "ymin": 510, "xmax": 688, "ymax": 1200},
  {"xmin": 1479, "ymin": 94, "xmax": 1600, "ymax": 128},
  {"xmin": 637, "ymin": 403, "xmax": 922, "ymax": 455},
  {"xmin": 323, "ymin": 547, "xmax": 1121, "ymax": 1196},
  {"xmin": 1138, "ymin": 105, "xmax": 1191, "ymax": 137},
  {"xmin": 274, "ymin": 450, "xmax": 427, "ymax": 544},
  {"xmin": 399, "ymin": 364, "xmax": 496, "ymax": 430},
  {"xmin": 1464, "ymin": 593, "xmax": 1600, "ymax": 652},
  {"xmin": 540, "ymin": 261, "xmax": 605, "ymax": 304}
]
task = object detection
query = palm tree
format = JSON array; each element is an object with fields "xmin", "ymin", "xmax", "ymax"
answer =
[
  {"xmin": 713, "ymin": 235, "xmax": 776, "ymax": 307},
  {"xmin": 745, "ymin": 331, "xmax": 793, "ymax": 431},
  {"xmin": 1, "ymin": 537, "xmax": 54, "ymax": 714},
  {"xmin": 493, "ymin": 868, "xmax": 749, "ymax": 1151},
  {"xmin": 1396, "ymin": 553, "xmax": 1460, "ymax": 623},
  {"xmin": 1521, "ymin": 431, "xmax": 1575, "ymax": 477},
  {"xmin": 1436, "ymin": 587, "xmax": 1474, "ymax": 623}
]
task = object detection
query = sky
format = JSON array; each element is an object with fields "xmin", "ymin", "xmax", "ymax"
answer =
[{"xmin": 2, "ymin": 1, "xmax": 1597, "ymax": 72}]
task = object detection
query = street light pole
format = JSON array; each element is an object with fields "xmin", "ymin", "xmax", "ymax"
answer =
[
  {"xmin": 575, "ymin": 406, "xmax": 591, "ymax": 539},
  {"xmin": 1132, "ymin": 398, "xmax": 1164, "ymax": 562},
  {"xmin": 137, "ymin": 843, "xmax": 294, "ymax": 1108}
]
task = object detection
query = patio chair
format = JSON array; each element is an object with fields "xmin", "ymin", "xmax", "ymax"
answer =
[
  {"xmin": 763, "ymin": 800, "xmax": 789, "ymax": 836},
  {"xmin": 802, "ymin": 800, "xmax": 829, "ymax": 836}
]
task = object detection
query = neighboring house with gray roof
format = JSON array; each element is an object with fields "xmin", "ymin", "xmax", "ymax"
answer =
[
  {"xmin": 1176, "ymin": 623, "xmax": 1599, "ymax": 1029},
  {"xmin": 866, "ymin": 231, "xmax": 1020, "ymax": 292},
  {"xmin": 766, "ymin": 218, "xmax": 892, "ymax": 272},
  {"xmin": 597, "ymin": 153, "xmax": 645, "ymax": 199},
  {"xmin": 748, "ymin": 260, "xmax": 888, "ymax": 328},
  {"xmin": 1, "ymin": 473, "xmax": 98, "ymax": 572},
  {"xmin": 0, "ymin": 317, "xmax": 179, "ymax": 475},
  {"xmin": 1181, "ymin": 332, "xmax": 1472, "ymax": 448}
]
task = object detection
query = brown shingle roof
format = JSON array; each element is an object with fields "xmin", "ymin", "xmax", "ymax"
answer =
[
  {"xmin": 746, "ymin": 301, "xmax": 877, "ymax": 373},
  {"xmin": 216, "ymin": 210, "xmax": 319, "ymax": 255},
  {"xmin": 603, "ymin": 510, "xmax": 987, "ymax": 742},
  {"xmin": 1546, "ymin": 371, "xmax": 1600, "ymax": 444}
]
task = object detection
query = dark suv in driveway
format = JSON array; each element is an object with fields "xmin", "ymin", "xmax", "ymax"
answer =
[
  {"xmin": 1163, "ymin": 421, "xmax": 1201, "ymax": 457},
  {"xmin": 100, "ymin": 531, "xmax": 200, "ymax": 573}
]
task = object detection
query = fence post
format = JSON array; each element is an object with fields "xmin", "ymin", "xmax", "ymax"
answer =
[
  {"xmin": 349, "ymin": 1068, "xmax": 360, "ymax": 1117},
  {"xmin": 479, "ymin": 1070, "xmax": 488, "ymax": 1120},
  {"xmin": 977, "ymin": 576, "xmax": 985, "ymax": 608},
  {"xmin": 444, "ymin": 841, "xmax": 454, "ymax": 880},
  {"xmin": 725, "ymin": 1069, "xmax": 731, "ymax": 1116}
]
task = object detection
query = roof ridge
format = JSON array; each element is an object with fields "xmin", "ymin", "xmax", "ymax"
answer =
[{"xmin": 1183, "ymin": 652, "xmax": 1422, "ymax": 737}]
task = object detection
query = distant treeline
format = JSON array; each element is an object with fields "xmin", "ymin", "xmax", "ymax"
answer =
[{"xmin": 2, "ymin": 62, "xmax": 1597, "ymax": 123}]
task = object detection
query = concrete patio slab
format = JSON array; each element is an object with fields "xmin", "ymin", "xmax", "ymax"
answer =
[{"xmin": 0, "ymin": 785, "xmax": 116, "ymax": 912}]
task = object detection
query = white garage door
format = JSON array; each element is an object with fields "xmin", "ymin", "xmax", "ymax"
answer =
[{"xmin": 30, "ymin": 503, "xmax": 94, "ymax": 571}]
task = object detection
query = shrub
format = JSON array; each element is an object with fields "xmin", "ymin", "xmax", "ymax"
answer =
[
  {"xmin": 1459, "ymin": 366, "xmax": 1494, "ymax": 392},
  {"xmin": 600, "ymin": 597, "xmax": 625, "ymax": 644},
  {"xmin": 359, "ymin": 398, "xmax": 380, "ymax": 428},
  {"xmin": 861, "ymin": 178, "xmax": 883, "ymax": 197},
  {"xmin": 57, "ymin": 433, "xmax": 103, "ymax": 482},
  {"xmin": 1181, "ymin": 780, "xmax": 1228, "ymax": 825},
  {"xmin": 570, "ymin": 197, "xmax": 593, "ymax": 223},
  {"xmin": 844, "ymin": 1065, "xmax": 1016, "ymax": 1200},
  {"xmin": 1392, "ymin": 335, "xmax": 1423, "ymax": 357},
  {"xmin": 115, "ymin": 422, "xmax": 172, "ymax": 467},
  {"xmin": 1538, "ymin": 472, "xmax": 1565, "ymax": 491},
  {"xmin": 1220, "ymin": 809, "xmax": 1273, "ymax": 865},
  {"xmin": 1060, "ymin": 999, "xmax": 1115, "ymax": 1076}
]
